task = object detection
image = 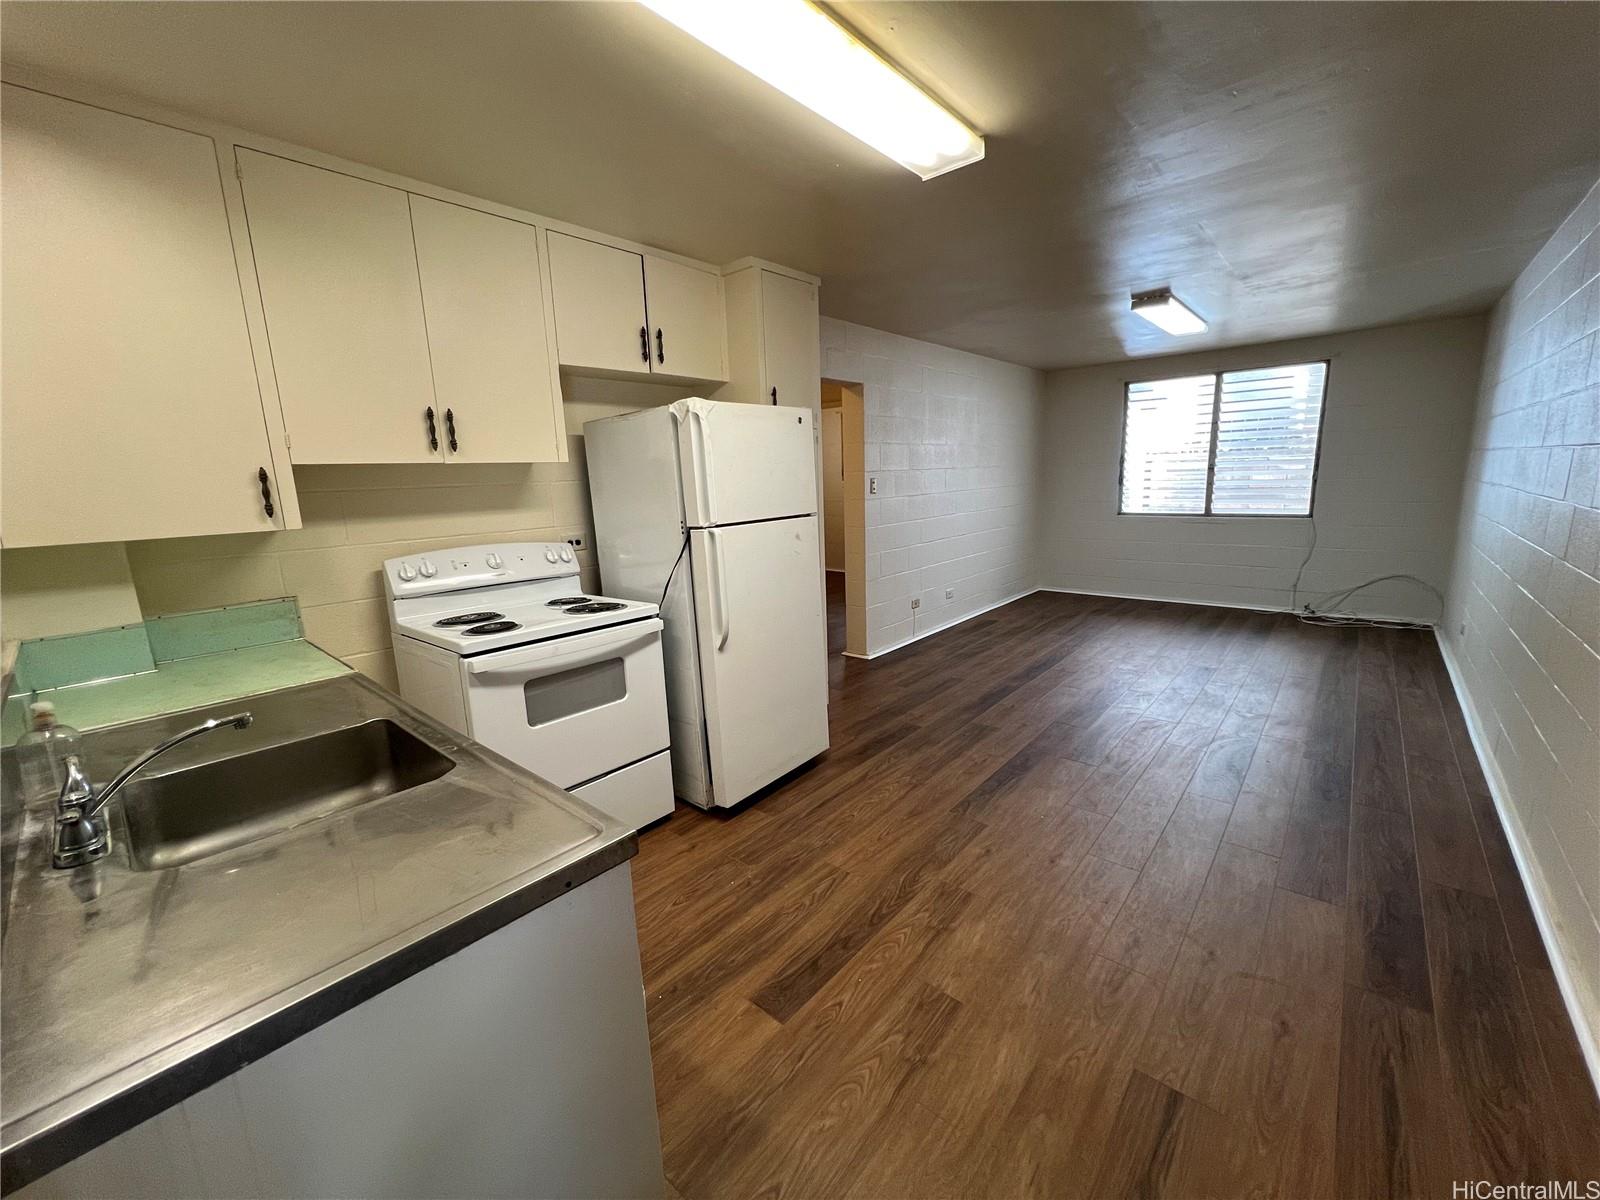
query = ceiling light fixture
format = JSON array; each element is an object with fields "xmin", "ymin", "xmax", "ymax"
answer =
[
  {"xmin": 637, "ymin": 0, "xmax": 984, "ymax": 180},
  {"xmin": 1130, "ymin": 289, "xmax": 1208, "ymax": 336}
]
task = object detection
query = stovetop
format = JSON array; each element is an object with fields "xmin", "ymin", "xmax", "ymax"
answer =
[{"xmin": 390, "ymin": 579, "xmax": 657, "ymax": 655}]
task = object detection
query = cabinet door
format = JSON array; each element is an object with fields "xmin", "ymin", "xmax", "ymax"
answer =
[
  {"xmin": 409, "ymin": 196, "xmax": 565, "ymax": 464},
  {"xmin": 546, "ymin": 231, "xmax": 649, "ymax": 374},
  {"xmin": 761, "ymin": 271, "xmax": 821, "ymax": 410},
  {"xmin": 237, "ymin": 149, "xmax": 438, "ymax": 464},
  {"xmin": 1, "ymin": 86, "xmax": 284, "ymax": 547},
  {"xmin": 643, "ymin": 254, "xmax": 726, "ymax": 382}
]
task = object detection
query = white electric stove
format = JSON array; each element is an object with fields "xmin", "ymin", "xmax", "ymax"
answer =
[{"xmin": 384, "ymin": 541, "xmax": 673, "ymax": 829}]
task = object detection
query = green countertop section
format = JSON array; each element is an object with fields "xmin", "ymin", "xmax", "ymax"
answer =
[{"xmin": 3, "ymin": 639, "xmax": 352, "ymax": 741}]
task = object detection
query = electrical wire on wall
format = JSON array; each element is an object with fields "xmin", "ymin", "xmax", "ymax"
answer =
[{"xmin": 1285, "ymin": 519, "xmax": 1443, "ymax": 631}]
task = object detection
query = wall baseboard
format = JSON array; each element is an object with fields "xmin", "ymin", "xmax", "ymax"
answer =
[
  {"xmin": 1434, "ymin": 632, "xmax": 1600, "ymax": 1093},
  {"xmin": 843, "ymin": 588, "xmax": 1037, "ymax": 661},
  {"xmin": 1035, "ymin": 583, "xmax": 1432, "ymax": 627}
]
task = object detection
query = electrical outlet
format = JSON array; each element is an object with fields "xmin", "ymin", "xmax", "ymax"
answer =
[
  {"xmin": 945, "ymin": 588, "xmax": 955, "ymax": 600},
  {"xmin": 910, "ymin": 598, "xmax": 920, "ymax": 610},
  {"xmin": 869, "ymin": 476, "xmax": 878, "ymax": 495},
  {"xmin": 565, "ymin": 533, "xmax": 587, "ymax": 551}
]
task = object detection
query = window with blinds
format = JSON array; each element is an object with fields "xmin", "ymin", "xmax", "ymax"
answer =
[{"xmin": 1119, "ymin": 360, "xmax": 1328, "ymax": 516}]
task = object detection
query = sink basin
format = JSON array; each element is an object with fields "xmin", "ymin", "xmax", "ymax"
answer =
[{"xmin": 119, "ymin": 719, "xmax": 454, "ymax": 870}]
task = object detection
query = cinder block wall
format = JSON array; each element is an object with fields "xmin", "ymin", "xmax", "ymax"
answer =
[{"xmin": 1440, "ymin": 180, "xmax": 1600, "ymax": 1053}]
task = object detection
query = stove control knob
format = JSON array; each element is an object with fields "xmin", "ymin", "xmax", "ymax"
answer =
[
  {"xmin": 418, "ymin": 558, "xmax": 437, "ymax": 578},
  {"xmin": 396, "ymin": 562, "xmax": 417, "ymax": 582},
  {"xmin": 544, "ymin": 548, "xmax": 559, "ymax": 564},
  {"xmin": 559, "ymin": 546, "xmax": 574, "ymax": 563},
  {"xmin": 486, "ymin": 552, "xmax": 504, "ymax": 570}
]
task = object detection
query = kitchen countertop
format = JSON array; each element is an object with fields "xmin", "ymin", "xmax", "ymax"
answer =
[{"xmin": 0, "ymin": 672, "xmax": 637, "ymax": 1191}]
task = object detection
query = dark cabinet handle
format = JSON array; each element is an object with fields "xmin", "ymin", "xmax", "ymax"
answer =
[
  {"xmin": 770, "ymin": 386, "xmax": 778, "ymax": 405},
  {"xmin": 656, "ymin": 328, "xmax": 664, "ymax": 365},
  {"xmin": 425, "ymin": 406, "xmax": 438, "ymax": 452},
  {"xmin": 257, "ymin": 467, "xmax": 275, "ymax": 519},
  {"xmin": 639, "ymin": 326, "xmax": 650, "ymax": 363},
  {"xmin": 445, "ymin": 408, "xmax": 458, "ymax": 453}
]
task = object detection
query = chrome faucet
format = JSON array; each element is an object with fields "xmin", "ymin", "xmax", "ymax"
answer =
[{"xmin": 53, "ymin": 712, "xmax": 253, "ymax": 869}]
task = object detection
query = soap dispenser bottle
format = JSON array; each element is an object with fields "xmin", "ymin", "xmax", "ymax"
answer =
[{"xmin": 15, "ymin": 700, "xmax": 86, "ymax": 801}]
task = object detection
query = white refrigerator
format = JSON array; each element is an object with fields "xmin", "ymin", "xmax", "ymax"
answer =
[{"xmin": 585, "ymin": 398, "xmax": 829, "ymax": 809}]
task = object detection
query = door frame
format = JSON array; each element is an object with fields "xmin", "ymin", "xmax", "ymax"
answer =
[{"xmin": 821, "ymin": 379, "xmax": 868, "ymax": 657}]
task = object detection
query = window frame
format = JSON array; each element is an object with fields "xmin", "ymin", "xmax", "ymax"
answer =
[{"xmin": 1116, "ymin": 357, "xmax": 1332, "ymax": 519}]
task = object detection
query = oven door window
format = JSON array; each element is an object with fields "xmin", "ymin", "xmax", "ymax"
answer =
[{"xmin": 524, "ymin": 657, "xmax": 626, "ymax": 727}]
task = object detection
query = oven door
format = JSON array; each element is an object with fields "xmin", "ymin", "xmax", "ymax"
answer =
[{"xmin": 462, "ymin": 618, "xmax": 668, "ymax": 790}]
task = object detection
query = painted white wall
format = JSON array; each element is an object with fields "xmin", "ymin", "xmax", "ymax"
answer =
[
  {"xmin": 1035, "ymin": 316, "xmax": 1487, "ymax": 621},
  {"xmin": 1440, "ymin": 179, "xmax": 1599, "ymax": 1057},
  {"xmin": 820, "ymin": 407, "xmax": 844, "ymax": 571},
  {"xmin": 820, "ymin": 317, "xmax": 1044, "ymax": 656}
]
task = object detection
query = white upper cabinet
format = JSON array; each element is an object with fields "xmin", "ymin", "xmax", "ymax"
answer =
[
  {"xmin": 409, "ymin": 196, "xmax": 565, "ymax": 464},
  {"xmin": 1, "ymin": 85, "xmax": 290, "ymax": 547},
  {"xmin": 237, "ymin": 149, "xmax": 440, "ymax": 464},
  {"xmin": 548, "ymin": 231, "xmax": 727, "ymax": 382},
  {"xmin": 643, "ymin": 255, "xmax": 726, "ymax": 382},
  {"xmin": 720, "ymin": 264, "xmax": 821, "ymax": 410},
  {"xmin": 761, "ymin": 270, "xmax": 821, "ymax": 411},
  {"xmin": 547, "ymin": 231, "xmax": 651, "ymax": 375}
]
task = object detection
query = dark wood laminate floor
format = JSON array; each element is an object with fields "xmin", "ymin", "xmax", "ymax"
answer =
[{"xmin": 632, "ymin": 592, "xmax": 1599, "ymax": 1199}]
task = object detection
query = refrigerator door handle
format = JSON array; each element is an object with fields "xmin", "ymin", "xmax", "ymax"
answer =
[
  {"xmin": 709, "ymin": 528, "xmax": 730, "ymax": 649},
  {"xmin": 691, "ymin": 406, "xmax": 716, "ymax": 526}
]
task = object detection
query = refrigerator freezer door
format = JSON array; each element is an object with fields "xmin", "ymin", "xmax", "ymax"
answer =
[
  {"xmin": 689, "ymin": 517, "xmax": 829, "ymax": 806},
  {"xmin": 675, "ymin": 398, "xmax": 816, "ymax": 527},
  {"xmin": 585, "ymin": 405, "xmax": 686, "ymax": 603}
]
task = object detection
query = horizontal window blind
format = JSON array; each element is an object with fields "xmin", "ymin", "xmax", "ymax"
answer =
[
  {"xmin": 1119, "ymin": 374, "xmax": 1216, "ymax": 514},
  {"xmin": 1211, "ymin": 362, "xmax": 1327, "ymax": 515},
  {"xmin": 1119, "ymin": 360, "xmax": 1328, "ymax": 516}
]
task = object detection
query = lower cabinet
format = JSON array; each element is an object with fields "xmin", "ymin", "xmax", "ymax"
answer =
[
  {"xmin": 11, "ymin": 864, "xmax": 664, "ymax": 1200},
  {"xmin": 1, "ymin": 85, "xmax": 293, "ymax": 546}
]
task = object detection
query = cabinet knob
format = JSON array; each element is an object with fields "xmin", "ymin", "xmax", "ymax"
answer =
[
  {"xmin": 257, "ymin": 467, "xmax": 275, "ymax": 519},
  {"xmin": 656, "ymin": 328, "xmax": 664, "ymax": 365},
  {"xmin": 770, "ymin": 386, "xmax": 778, "ymax": 405},
  {"xmin": 639, "ymin": 326, "xmax": 650, "ymax": 364},
  {"xmin": 445, "ymin": 408, "xmax": 458, "ymax": 454},
  {"xmin": 425, "ymin": 406, "xmax": 439, "ymax": 453}
]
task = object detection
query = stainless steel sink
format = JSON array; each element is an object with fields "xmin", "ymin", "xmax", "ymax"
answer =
[{"xmin": 119, "ymin": 718, "xmax": 454, "ymax": 871}]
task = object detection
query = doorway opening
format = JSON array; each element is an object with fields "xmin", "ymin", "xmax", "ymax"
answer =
[{"xmin": 820, "ymin": 379, "xmax": 866, "ymax": 658}]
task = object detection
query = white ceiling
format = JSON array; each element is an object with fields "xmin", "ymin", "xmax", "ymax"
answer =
[{"xmin": 4, "ymin": 1, "xmax": 1596, "ymax": 369}]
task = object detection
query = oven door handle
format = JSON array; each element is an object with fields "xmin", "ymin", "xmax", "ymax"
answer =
[{"xmin": 463, "ymin": 618, "xmax": 663, "ymax": 677}]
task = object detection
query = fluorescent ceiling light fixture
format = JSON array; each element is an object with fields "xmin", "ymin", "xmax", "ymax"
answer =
[
  {"xmin": 637, "ymin": 0, "xmax": 984, "ymax": 179},
  {"xmin": 1130, "ymin": 289, "xmax": 1208, "ymax": 336}
]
